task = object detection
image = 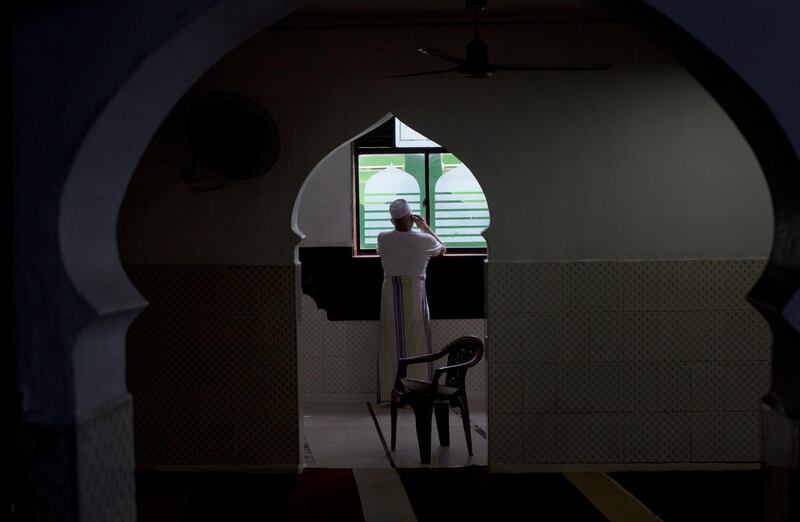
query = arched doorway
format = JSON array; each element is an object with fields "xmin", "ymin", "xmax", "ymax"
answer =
[
  {"xmin": 118, "ymin": 11, "xmax": 772, "ymax": 480},
  {"xmin": 293, "ymin": 115, "xmax": 491, "ymax": 468}
]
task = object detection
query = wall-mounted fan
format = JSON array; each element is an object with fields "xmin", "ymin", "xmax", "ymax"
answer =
[
  {"xmin": 391, "ymin": 0, "xmax": 610, "ymax": 79},
  {"xmin": 187, "ymin": 91, "xmax": 280, "ymax": 189}
]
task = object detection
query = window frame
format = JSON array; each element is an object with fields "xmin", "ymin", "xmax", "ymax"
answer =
[{"xmin": 352, "ymin": 119, "xmax": 488, "ymax": 257}]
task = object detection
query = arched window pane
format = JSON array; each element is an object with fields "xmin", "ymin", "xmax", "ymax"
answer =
[
  {"xmin": 353, "ymin": 119, "xmax": 489, "ymax": 255},
  {"xmin": 358, "ymin": 154, "xmax": 424, "ymax": 250},
  {"xmin": 430, "ymin": 154, "xmax": 489, "ymax": 248}
]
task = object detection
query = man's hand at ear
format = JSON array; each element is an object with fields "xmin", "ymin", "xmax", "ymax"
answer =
[{"xmin": 412, "ymin": 214, "xmax": 446, "ymax": 256}]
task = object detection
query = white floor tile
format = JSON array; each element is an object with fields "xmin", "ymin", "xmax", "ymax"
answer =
[
  {"xmin": 303, "ymin": 415, "xmax": 342, "ymax": 428},
  {"xmin": 304, "ymin": 425, "xmax": 351, "ymax": 444},
  {"xmin": 303, "ymin": 399, "xmax": 487, "ymax": 469}
]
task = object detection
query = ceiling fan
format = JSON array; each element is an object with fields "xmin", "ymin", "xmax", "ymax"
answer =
[{"xmin": 390, "ymin": 0, "xmax": 610, "ymax": 79}]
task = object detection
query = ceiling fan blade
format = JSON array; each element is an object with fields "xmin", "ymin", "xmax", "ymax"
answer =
[
  {"xmin": 389, "ymin": 68, "xmax": 459, "ymax": 79},
  {"xmin": 417, "ymin": 47, "xmax": 465, "ymax": 65},
  {"xmin": 494, "ymin": 63, "xmax": 611, "ymax": 71}
]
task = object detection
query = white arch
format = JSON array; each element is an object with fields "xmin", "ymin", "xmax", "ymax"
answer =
[
  {"xmin": 291, "ymin": 112, "xmax": 393, "ymax": 256},
  {"xmin": 293, "ymin": 114, "xmax": 492, "ymax": 253},
  {"xmin": 58, "ymin": 0, "xmax": 299, "ymax": 415}
]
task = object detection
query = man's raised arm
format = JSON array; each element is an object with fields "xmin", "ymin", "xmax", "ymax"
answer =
[{"xmin": 412, "ymin": 214, "xmax": 446, "ymax": 256}]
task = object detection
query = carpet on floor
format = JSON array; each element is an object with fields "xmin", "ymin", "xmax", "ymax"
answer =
[
  {"xmin": 397, "ymin": 466, "xmax": 606, "ymax": 522},
  {"xmin": 136, "ymin": 469, "xmax": 364, "ymax": 522}
]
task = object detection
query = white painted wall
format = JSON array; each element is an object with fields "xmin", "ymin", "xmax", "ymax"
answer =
[
  {"xmin": 296, "ymin": 144, "xmax": 354, "ymax": 247},
  {"xmin": 295, "ymin": 65, "xmax": 771, "ymax": 256},
  {"xmin": 120, "ymin": 21, "xmax": 772, "ymax": 263}
]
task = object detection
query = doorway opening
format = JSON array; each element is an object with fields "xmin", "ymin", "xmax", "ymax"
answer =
[{"xmin": 294, "ymin": 115, "xmax": 491, "ymax": 468}]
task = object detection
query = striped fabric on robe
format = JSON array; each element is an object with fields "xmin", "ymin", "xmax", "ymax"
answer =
[{"xmin": 377, "ymin": 275, "xmax": 432, "ymax": 403}]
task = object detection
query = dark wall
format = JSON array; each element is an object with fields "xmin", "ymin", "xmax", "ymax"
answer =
[
  {"xmin": 299, "ymin": 247, "xmax": 486, "ymax": 320},
  {"xmin": 125, "ymin": 264, "xmax": 299, "ymax": 468}
]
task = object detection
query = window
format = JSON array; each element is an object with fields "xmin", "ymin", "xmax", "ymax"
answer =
[{"xmin": 354, "ymin": 118, "xmax": 489, "ymax": 255}]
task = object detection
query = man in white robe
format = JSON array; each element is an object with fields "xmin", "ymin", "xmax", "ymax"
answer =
[{"xmin": 376, "ymin": 199, "xmax": 446, "ymax": 403}]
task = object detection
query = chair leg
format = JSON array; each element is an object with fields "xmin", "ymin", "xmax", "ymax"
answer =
[
  {"xmin": 458, "ymin": 394, "xmax": 474, "ymax": 456},
  {"xmin": 390, "ymin": 393, "xmax": 398, "ymax": 451},
  {"xmin": 411, "ymin": 400, "xmax": 433, "ymax": 464},
  {"xmin": 434, "ymin": 401, "xmax": 450, "ymax": 447}
]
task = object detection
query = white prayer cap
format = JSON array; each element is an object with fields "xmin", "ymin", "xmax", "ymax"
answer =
[{"xmin": 389, "ymin": 199, "xmax": 411, "ymax": 219}]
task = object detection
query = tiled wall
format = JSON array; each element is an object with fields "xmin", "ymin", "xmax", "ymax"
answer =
[
  {"xmin": 77, "ymin": 397, "xmax": 137, "ymax": 522},
  {"xmin": 125, "ymin": 265, "xmax": 299, "ymax": 469},
  {"xmin": 298, "ymin": 295, "xmax": 486, "ymax": 398},
  {"xmin": 124, "ymin": 260, "xmax": 771, "ymax": 470},
  {"xmin": 21, "ymin": 397, "xmax": 137, "ymax": 521},
  {"xmin": 487, "ymin": 259, "xmax": 772, "ymax": 469}
]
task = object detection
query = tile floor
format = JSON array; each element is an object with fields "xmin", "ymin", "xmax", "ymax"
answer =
[{"xmin": 302, "ymin": 399, "xmax": 487, "ymax": 468}]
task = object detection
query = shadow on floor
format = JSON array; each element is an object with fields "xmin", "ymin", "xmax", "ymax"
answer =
[{"xmin": 609, "ymin": 470, "xmax": 762, "ymax": 521}]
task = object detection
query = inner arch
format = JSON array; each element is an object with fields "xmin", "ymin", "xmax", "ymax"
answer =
[{"xmin": 294, "ymin": 115, "xmax": 492, "ymax": 255}]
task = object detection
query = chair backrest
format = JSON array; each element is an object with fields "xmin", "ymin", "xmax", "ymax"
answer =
[{"xmin": 444, "ymin": 336, "xmax": 484, "ymax": 389}]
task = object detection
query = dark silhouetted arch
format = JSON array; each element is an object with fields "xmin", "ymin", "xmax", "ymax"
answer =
[{"xmin": 587, "ymin": 2, "xmax": 800, "ymax": 519}]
